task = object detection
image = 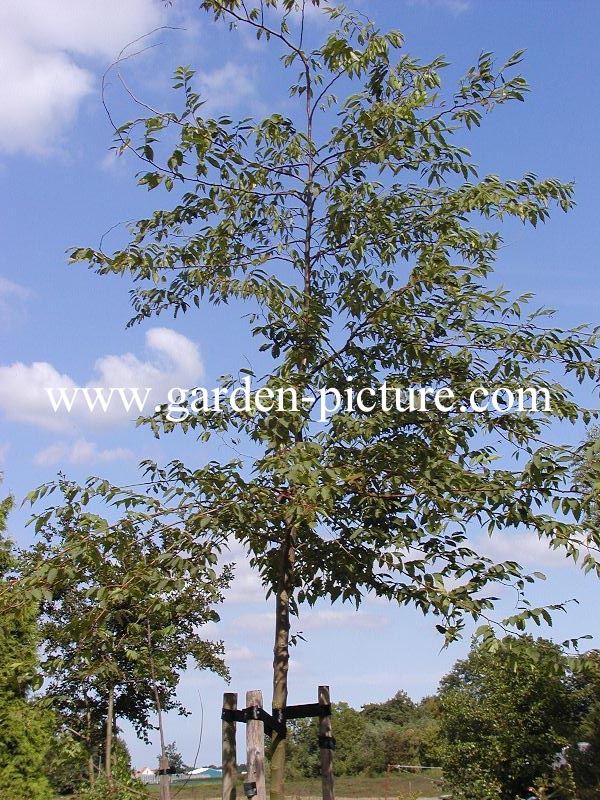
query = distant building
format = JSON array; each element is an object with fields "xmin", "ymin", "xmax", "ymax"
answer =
[
  {"xmin": 187, "ymin": 767, "xmax": 223, "ymax": 779},
  {"xmin": 135, "ymin": 764, "xmax": 223, "ymax": 784},
  {"xmin": 135, "ymin": 767, "xmax": 156, "ymax": 779}
]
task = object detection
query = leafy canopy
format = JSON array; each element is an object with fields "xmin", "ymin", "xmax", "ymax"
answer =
[
  {"xmin": 0, "ymin": 487, "xmax": 53, "ymax": 800},
  {"xmin": 438, "ymin": 636, "xmax": 579, "ymax": 800},
  {"xmin": 64, "ymin": 0, "xmax": 600, "ymax": 645},
  {"xmin": 22, "ymin": 475, "xmax": 231, "ymax": 746}
]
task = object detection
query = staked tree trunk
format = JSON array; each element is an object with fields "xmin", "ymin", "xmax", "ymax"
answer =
[
  {"xmin": 147, "ymin": 618, "xmax": 171, "ymax": 800},
  {"xmin": 270, "ymin": 526, "xmax": 296, "ymax": 800},
  {"xmin": 105, "ymin": 686, "xmax": 114, "ymax": 789},
  {"xmin": 86, "ymin": 705, "xmax": 95, "ymax": 786}
]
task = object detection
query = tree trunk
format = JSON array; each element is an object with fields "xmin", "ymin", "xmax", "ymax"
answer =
[
  {"xmin": 105, "ymin": 685, "xmax": 114, "ymax": 789},
  {"xmin": 319, "ymin": 686, "xmax": 334, "ymax": 800},
  {"xmin": 270, "ymin": 526, "xmax": 296, "ymax": 800},
  {"xmin": 159, "ymin": 754, "xmax": 170, "ymax": 800},
  {"xmin": 147, "ymin": 618, "xmax": 171, "ymax": 800},
  {"xmin": 86, "ymin": 705, "xmax": 95, "ymax": 786}
]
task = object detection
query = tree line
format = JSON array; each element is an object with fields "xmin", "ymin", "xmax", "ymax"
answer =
[{"xmin": 282, "ymin": 636, "xmax": 600, "ymax": 800}]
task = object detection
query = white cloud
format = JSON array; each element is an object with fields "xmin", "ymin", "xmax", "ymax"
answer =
[
  {"xmin": 33, "ymin": 438, "xmax": 134, "ymax": 467},
  {"xmin": 300, "ymin": 608, "xmax": 388, "ymax": 631},
  {"xmin": 0, "ymin": 0, "xmax": 164, "ymax": 155},
  {"xmin": 0, "ymin": 443, "xmax": 9, "ymax": 465},
  {"xmin": 222, "ymin": 544, "xmax": 267, "ymax": 606},
  {"xmin": 93, "ymin": 327, "xmax": 202, "ymax": 395},
  {"xmin": 0, "ymin": 0, "xmax": 267, "ymax": 155},
  {"xmin": 406, "ymin": 0, "xmax": 470, "ymax": 13},
  {"xmin": 0, "ymin": 277, "xmax": 30, "ymax": 300},
  {"xmin": 231, "ymin": 608, "xmax": 387, "ymax": 634},
  {"xmin": 0, "ymin": 360, "xmax": 77, "ymax": 432},
  {"xmin": 231, "ymin": 612, "xmax": 273, "ymax": 633},
  {"xmin": 484, "ymin": 532, "xmax": 577, "ymax": 570},
  {"xmin": 0, "ymin": 277, "xmax": 30, "ymax": 326},
  {"xmin": 198, "ymin": 63, "xmax": 260, "ymax": 115},
  {"xmin": 225, "ymin": 645, "xmax": 254, "ymax": 663},
  {"xmin": 0, "ymin": 327, "xmax": 204, "ymax": 431}
]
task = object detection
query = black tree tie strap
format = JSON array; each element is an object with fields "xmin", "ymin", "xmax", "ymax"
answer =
[
  {"xmin": 221, "ymin": 700, "xmax": 331, "ymax": 738},
  {"xmin": 318, "ymin": 735, "xmax": 336, "ymax": 750}
]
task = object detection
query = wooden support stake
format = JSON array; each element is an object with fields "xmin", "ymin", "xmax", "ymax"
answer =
[
  {"xmin": 222, "ymin": 692, "xmax": 238, "ymax": 800},
  {"xmin": 245, "ymin": 690, "xmax": 267, "ymax": 800},
  {"xmin": 319, "ymin": 685, "xmax": 335, "ymax": 800},
  {"xmin": 159, "ymin": 754, "xmax": 170, "ymax": 800}
]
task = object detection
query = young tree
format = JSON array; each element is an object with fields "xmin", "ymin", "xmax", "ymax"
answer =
[
  {"xmin": 24, "ymin": 478, "xmax": 231, "ymax": 788},
  {"xmin": 67, "ymin": 2, "xmax": 599, "ymax": 796},
  {"xmin": 161, "ymin": 742, "xmax": 188, "ymax": 774},
  {"xmin": 438, "ymin": 636, "xmax": 578, "ymax": 800},
  {"xmin": 0, "ymin": 488, "xmax": 53, "ymax": 800}
]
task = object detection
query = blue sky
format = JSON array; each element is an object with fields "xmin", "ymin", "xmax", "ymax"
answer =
[{"xmin": 0, "ymin": 0, "xmax": 599, "ymax": 769}]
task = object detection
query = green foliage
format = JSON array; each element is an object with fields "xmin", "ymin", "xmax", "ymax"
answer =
[
  {"xmin": 0, "ymin": 487, "xmax": 53, "ymax": 800},
  {"xmin": 68, "ymin": 0, "xmax": 600, "ymax": 651},
  {"xmin": 284, "ymin": 702, "xmax": 367, "ymax": 777},
  {"xmin": 438, "ymin": 636, "xmax": 578, "ymax": 800},
  {"xmin": 43, "ymin": 724, "xmax": 91, "ymax": 796},
  {"xmin": 360, "ymin": 720, "xmax": 421, "ymax": 774},
  {"xmin": 569, "ymin": 650, "xmax": 600, "ymax": 795},
  {"xmin": 279, "ymin": 640, "xmax": 600, "ymax": 791},
  {"xmin": 15, "ymin": 476, "xmax": 232, "ymax": 795},
  {"xmin": 284, "ymin": 696, "xmax": 440, "ymax": 777},
  {"xmin": 359, "ymin": 694, "xmax": 442, "ymax": 773},
  {"xmin": 362, "ymin": 690, "xmax": 416, "ymax": 726},
  {"xmin": 576, "ymin": 426, "xmax": 600, "ymax": 536},
  {"xmin": 162, "ymin": 741, "xmax": 188, "ymax": 773},
  {"xmin": 22, "ymin": 477, "xmax": 231, "ymax": 749},
  {"xmin": 75, "ymin": 739, "xmax": 147, "ymax": 800}
]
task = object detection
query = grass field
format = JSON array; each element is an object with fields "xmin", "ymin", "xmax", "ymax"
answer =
[{"xmin": 143, "ymin": 771, "xmax": 444, "ymax": 800}]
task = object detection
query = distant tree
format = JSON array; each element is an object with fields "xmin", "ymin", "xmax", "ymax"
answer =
[
  {"xmin": 329, "ymin": 703, "xmax": 367, "ymax": 776},
  {"xmin": 412, "ymin": 697, "xmax": 443, "ymax": 766},
  {"xmin": 285, "ymin": 716, "xmax": 318, "ymax": 779},
  {"xmin": 438, "ymin": 636, "xmax": 578, "ymax": 800},
  {"xmin": 570, "ymin": 650, "xmax": 600, "ymax": 797},
  {"xmin": 362, "ymin": 690, "xmax": 416, "ymax": 726},
  {"xmin": 162, "ymin": 742, "xmax": 188, "ymax": 774},
  {"xmin": 0, "ymin": 488, "xmax": 53, "ymax": 800},
  {"xmin": 68, "ymin": 1, "xmax": 600, "ymax": 797},
  {"xmin": 24, "ymin": 479, "xmax": 231, "ymax": 788},
  {"xmin": 285, "ymin": 694, "xmax": 441, "ymax": 776},
  {"xmin": 284, "ymin": 701, "xmax": 366, "ymax": 777},
  {"xmin": 360, "ymin": 690, "xmax": 442, "ymax": 770},
  {"xmin": 360, "ymin": 720, "xmax": 421, "ymax": 773}
]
